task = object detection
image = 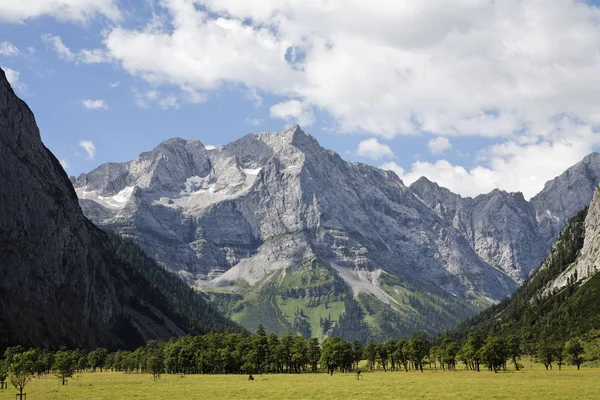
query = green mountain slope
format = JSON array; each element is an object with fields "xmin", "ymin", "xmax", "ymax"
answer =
[
  {"xmin": 453, "ymin": 204, "xmax": 600, "ymax": 344},
  {"xmin": 208, "ymin": 258, "xmax": 491, "ymax": 342}
]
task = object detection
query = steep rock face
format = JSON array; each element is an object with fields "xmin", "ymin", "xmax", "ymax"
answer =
[
  {"xmin": 410, "ymin": 178, "xmax": 544, "ymax": 282},
  {"xmin": 547, "ymin": 189, "xmax": 600, "ymax": 292},
  {"xmin": 74, "ymin": 126, "xmax": 517, "ymax": 338},
  {"xmin": 0, "ymin": 68, "xmax": 227, "ymax": 350},
  {"xmin": 531, "ymin": 153, "xmax": 600, "ymax": 250},
  {"xmin": 452, "ymin": 205, "xmax": 592, "ymax": 342}
]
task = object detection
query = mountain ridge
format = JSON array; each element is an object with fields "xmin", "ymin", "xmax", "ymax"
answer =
[
  {"xmin": 72, "ymin": 126, "xmax": 525, "ymax": 340},
  {"xmin": 0, "ymin": 67, "xmax": 237, "ymax": 351},
  {"xmin": 71, "ymin": 118, "xmax": 600, "ymax": 340}
]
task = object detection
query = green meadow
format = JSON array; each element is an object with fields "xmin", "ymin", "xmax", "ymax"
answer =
[{"xmin": 9, "ymin": 365, "xmax": 600, "ymax": 400}]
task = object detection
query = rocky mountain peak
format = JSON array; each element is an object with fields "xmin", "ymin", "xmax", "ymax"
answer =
[
  {"xmin": 258, "ymin": 125, "xmax": 321, "ymax": 158},
  {"xmin": 149, "ymin": 137, "xmax": 206, "ymax": 156},
  {"xmin": 543, "ymin": 188, "xmax": 600, "ymax": 294},
  {"xmin": 410, "ymin": 176, "xmax": 461, "ymax": 202},
  {"xmin": 531, "ymin": 152, "xmax": 600, "ymax": 250},
  {"xmin": 409, "ymin": 177, "xmax": 542, "ymax": 282}
]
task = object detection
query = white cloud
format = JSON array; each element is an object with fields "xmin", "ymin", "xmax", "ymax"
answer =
[
  {"xmin": 109, "ymin": 81, "xmax": 120, "ymax": 88},
  {"xmin": 133, "ymin": 88, "xmax": 181, "ymax": 109},
  {"xmin": 59, "ymin": 159, "xmax": 70, "ymax": 169},
  {"xmin": 79, "ymin": 140, "xmax": 96, "ymax": 160},
  {"xmin": 398, "ymin": 119, "xmax": 600, "ymax": 198},
  {"xmin": 10, "ymin": 0, "xmax": 600, "ymax": 197},
  {"xmin": 427, "ymin": 137, "xmax": 452, "ymax": 155},
  {"xmin": 78, "ymin": 48, "xmax": 109, "ymax": 64},
  {"xmin": 205, "ymin": 145, "xmax": 217, "ymax": 150},
  {"xmin": 270, "ymin": 100, "xmax": 314, "ymax": 126},
  {"xmin": 0, "ymin": 0, "xmax": 120, "ymax": 23},
  {"xmin": 380, "ymin": 161, "xmax": 405, "ymax": 177},
  {"xmin": 81, "ymin": 99, "xmax": 108, "ymax": 110},
  {"xmin": 181, "ymin": 86, "xmax": 206, "ymax": 104},
  {"xmin": 0, "ymin": 41, "xmax": 19, "ymax": 56},
  {"xmin": 158, "ymin": 94, "xmax": 179, "ymax": 110},
  {"xmin": 42, "ymin": 34, "xmax": 74, "ymax": 61},
  {"xmin": 42, "ymin": 34, "xmax": 108, "ymax": 64},
  {"xmin": 95, "ymin": 0, "xmax": 600, "ymax": 141},
  {"xmin": 3, "ymin": 67, "xmax": 27, "ymax": 93},
  {"xmin": 357, "ymin": 138, "xmax": 394, "ymax": 160},
  {"xmin": 246, "ymin": 89, "xmax": 263, "ymax": 107},
  {"xmin": 245, "ymin": 117, "xmax": 263, "ymax": 126}
]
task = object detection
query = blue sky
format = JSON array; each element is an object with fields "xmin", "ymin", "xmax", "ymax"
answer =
[{"xmin": 2, "ymin": 0, "xmax": 600, "ymax": 198}]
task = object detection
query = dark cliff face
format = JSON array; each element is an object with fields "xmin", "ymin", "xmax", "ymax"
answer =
[{"xmin": 0, "ymin": 67, "xmax": 193, "ymax": 350}]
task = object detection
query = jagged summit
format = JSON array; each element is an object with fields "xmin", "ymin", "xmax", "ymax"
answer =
[
  {"xmin": 73, "ymin": 126, "xmax": 520, "ymax": 339},
  {"xmin": 531, "ymin": 152, "xmax": 600, "ymax": 250},
  {"xmin": 72, "ymin": 120, "xmax": 600, "ymax": 339}
]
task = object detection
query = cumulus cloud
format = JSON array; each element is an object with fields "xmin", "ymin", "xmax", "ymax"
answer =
[
  {"xmin": 270, "ymin": 100, "xmax": 314, "ymax": 126},
  {"xmin": 59, "ymin": 159, "xmax": 70, "ymax": 169},
  {"xmin": 397, "ymin": 119, "xmax": 600, "ymax": 198},
  {"xmin": 94, "ymin": 0, "xmax": 600, "ymax": 139},
  {"xmin": 42, "ymin": 34, "xmax": 109, "ymax": 64},
  {"xmin": 79, "ymin": 140, "xmax": 96, "ymax": 160},
  {"xmin": 81, "ymin": 99, "xmax": 108, "ymax": 110},
  {"xmin": 357, "ymin": 138, "xmax": 394, "ymax": 160},
  {"xmin": 380, "ymin": 161, "xmax": 405, "ymax": 178},
  {"xmin": 8, "ymin": 0, "xmax": 600, "ymax": 197},
  {"xmin": 205, "ymin": 145, "xmax": 217, "ymax": 150},
  {"xmin": 427, "ymin": 137, "xmax": 452, "ymax": 155},
  {"xmin": 0, "ymin": 41, "xmax": 19, "ymax": 56},
  {"xmin": 0, "ymin": 0, "xmax": 120, "ymax": 23}
]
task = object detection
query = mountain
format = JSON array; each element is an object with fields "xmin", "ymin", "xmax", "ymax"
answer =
[
  {"xmin": 409, "ymin": 179, "xmax": 544, "ymax": 283},
  {"xmin": 530, "ymin": 153, "xmax": 600, "ymax": 250},
  {"xmin": 409, "ymin": 154, "xmax": 600, "ymax": 284},
  {"xmin": 453, "ymin": 188, "xmax": 600, "ymax": 343},
  {"xmin": 0, "ymin": 67, "xmax": 236, "ymax": 352},
  {"xmin": 73, "ymin": 126, "xmax": 518, "ymax": 341}
]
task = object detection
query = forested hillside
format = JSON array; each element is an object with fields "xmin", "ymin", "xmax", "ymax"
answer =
[
  {"xmin": 453, "ymin": 205, "xmax": 599, "ymax": 346},
  {"xmin": 107, "ymin": 233, "xmax": 240, "ymax": 337}
]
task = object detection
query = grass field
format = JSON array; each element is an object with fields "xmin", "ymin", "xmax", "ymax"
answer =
[{"xmin": 6, "ymin": 365, "xmax": 600, "ymax": 400}]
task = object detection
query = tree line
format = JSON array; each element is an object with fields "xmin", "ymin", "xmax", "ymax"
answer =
[{"xmin": 0, "ymin": 326, "xmax": 588, "ymax": 397}]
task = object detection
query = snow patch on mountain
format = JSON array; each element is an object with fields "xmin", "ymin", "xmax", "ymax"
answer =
[
  {"xmin": 77, "ymin": 186, "xmax": 134, "ymax": 209},
  {"xmin": 242, "ymin": 168, "xmax": 262, "ymax": 176},
  {"xmin": 181, "ymin": 175, "xmax": 213, "ymax": 195}
]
